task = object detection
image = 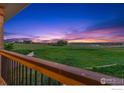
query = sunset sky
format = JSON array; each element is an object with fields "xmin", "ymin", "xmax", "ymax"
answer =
[{"xmin": 4, "ymin": 3, "xmax": 124, "ymax": 43}]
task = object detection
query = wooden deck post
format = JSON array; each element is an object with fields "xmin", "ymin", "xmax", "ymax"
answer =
[
  {"xmin": 0, "ymin": 7, "xmax": 5, "ymax": 76},
  {"xmin": 0, "ymin": 7, "xmax": 4, "ymax": 49}
]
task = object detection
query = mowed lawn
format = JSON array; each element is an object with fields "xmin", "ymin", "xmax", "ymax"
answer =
[{"xmin": 11, "ymin": 43, "xmax": 124, "ymax": 78}]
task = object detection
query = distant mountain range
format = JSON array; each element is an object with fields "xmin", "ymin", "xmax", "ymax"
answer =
[
  {"xmin": 4, "ymin": 38, "xmax": 32, "ymax": 42},
  {"xmin": 4, "ymin": 38, "xmax": 60, "ymax": 43}
]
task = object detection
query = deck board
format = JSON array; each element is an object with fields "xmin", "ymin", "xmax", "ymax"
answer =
[{"xmin": 0, "ymin": 77, "xmax": 6, "ymax": 85}]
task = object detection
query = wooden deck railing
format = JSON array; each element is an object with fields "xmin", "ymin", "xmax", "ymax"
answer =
[{"xmin": 0, "ymin": 49, "xmax": 124, "ymax": 85}]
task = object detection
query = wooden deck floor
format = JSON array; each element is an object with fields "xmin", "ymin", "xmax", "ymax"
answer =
[{"xmin": 0, "ymin": 77, "xmax": 6, "ymax": 85}]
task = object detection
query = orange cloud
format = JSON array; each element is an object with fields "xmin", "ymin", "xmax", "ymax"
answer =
[
  {"xmin": 68, "ymin": 39, "xmax": 112, "ymax": 43},
  {"xmin": 65, "ymin": 27, "xmax": 124, "ymax": 43}
]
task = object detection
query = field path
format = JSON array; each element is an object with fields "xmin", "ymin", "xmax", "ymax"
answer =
[{"xmin": 86, "ymin": 64, "xmax": 117, "ymax": 69}]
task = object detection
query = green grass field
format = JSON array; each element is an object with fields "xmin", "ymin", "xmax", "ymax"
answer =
[{"xmin": 11, "ymin": 43, "xmax": 124, "ymax": 78}]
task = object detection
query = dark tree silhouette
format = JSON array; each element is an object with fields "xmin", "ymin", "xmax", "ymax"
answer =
[{"xmin": 56, "ymin": 40, "xmax": 68, "ymax": 46}]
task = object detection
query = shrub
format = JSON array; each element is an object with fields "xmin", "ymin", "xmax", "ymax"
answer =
[{"xmin": 4, "ymin": 43, "xmax": 14, "ymax": 50}]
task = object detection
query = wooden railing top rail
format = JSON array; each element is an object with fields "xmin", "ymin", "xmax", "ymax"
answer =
[{"xmin": 0, "ymin": 49, "xmax": 124, "ymax": 85}]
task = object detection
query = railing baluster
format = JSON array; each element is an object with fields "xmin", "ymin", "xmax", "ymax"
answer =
[
  {"xmin": 18, "ymin": 62, "xmax": 20, "ymax": 85},
  {"xmin": 4, "ymin": 57, "xmax": 6, "ymax": 82},
  {"xmin": 4, "ymin": 57, "xmax": 7, "ymax": 83},
  {"xmin": 1, "ymin": 56, "xmax": 3, "ymax": 79},
  {"xmin": 25, "ymin": 66, "xmax": 28, "ymax": 85},
  {"xmin": 6, "ymin": 58, "xmax": 8, "ymax": 83},
  {"xmin": 40, "ymin": 74, "xmax": 43, "ymax": 85},
  {"xmin": 34, "ymin": 71, "xmax": 37, "ymax": 85},
  {"xmin": 22, "ymin": 65, "xmax": 24, "ymax": 85},
  {"xmin": 13, "ymin": 60, "xmax": 15, "ymax": 85},
  {"xmin": 1, "ymin": 56, "xmax": 4, "ymax": 81},
  {"xmin": 2, "ymin": 56, "xmax": 5, "ymax": 81},
  {"xmin": 10, "ymin": 60, "xmax": 12, "ymax": 84},
  {"xmin": 20, "ymin": 64, "xmax": 22, "ymax": 85},
  {"xmin": 12, "ymin": 60, "xmax": 14, "ymax": 85},
  {"xmin": 29, "ymin": 68, "xmax": 32, "ymax": 85},
  {"xmin": 16, "ymin": 62, "xmax": 18, "ymax": 85},
  {"xmin": 15, "ymin": 61, "xmax": 17, "ymax": 85},
  {"xmin": 48, "ymin": 77, "xmax": 52, "ymax": 85},
  {"xmin": 14, "ymin": 61, "xmax": 16, "ymax": 85},
  {"xmin": 6, "ymin": 58, "xmax": 8, "ymax": 84},
  {"xmin": 19, "ymin": 64, "xmax": 21, "ymax": 85},
  {"xmin": 7, "ymin": 58, "xmax": 11, "ymax": 85},
  {"xmin": 10, "ymin": 60, "xmax": 13, "ymax": 85},
  {"xmin": 5, "ymin": 57, "xmax": 7, "ymax": 83}
]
